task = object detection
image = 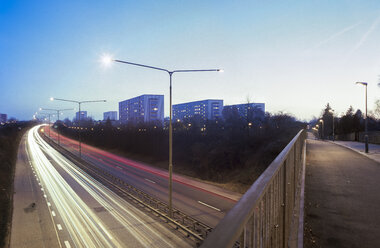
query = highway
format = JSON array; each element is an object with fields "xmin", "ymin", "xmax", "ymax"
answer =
[
  {"xmin": 44, "ymin": 126, "xmax": 240, "ymax": 228},
  {"xmin": 11, "ymin": 125, "xmax": 192, "ymax": 247}
]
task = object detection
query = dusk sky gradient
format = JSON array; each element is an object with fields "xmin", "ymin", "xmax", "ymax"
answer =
[{"xmin": 1, "ymin": 1, "xmax": 380, "ymax": 121}]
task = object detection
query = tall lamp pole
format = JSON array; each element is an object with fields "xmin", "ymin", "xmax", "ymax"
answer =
[
  {"xmin": 103, "ymin": 56, "xmax": 222, "ymax": 218},
  {"xmin": 329, "ymin": 109, "xmax": 335, "ymax": 141},
  {"xmin": 316, "ymin": 124, "xmax": 320, "ymax": 139},
  {"xmin": 319, "ymin": 119, "xmax": 324, "ymax": 140},
  {"xmin": 50, "ymin": 98, "xmax": 106, "ymax": 157},
  {"xmin": 356, "ymin": 82, "xmax": 369, "ymax": 153},
  {"xmin": 40, "ymin": 108, "xmax": 73, "ymax": 145}
]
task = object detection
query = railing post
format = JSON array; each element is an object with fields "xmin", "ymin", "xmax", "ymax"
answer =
[{"xmin": 282, "ymin": 161, "xmax": 287, "ymax": 248}]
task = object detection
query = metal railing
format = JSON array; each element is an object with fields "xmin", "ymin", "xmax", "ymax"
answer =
[{"xmin": 201, "ymin": 129, "xmax": 307, "ymax": 248}]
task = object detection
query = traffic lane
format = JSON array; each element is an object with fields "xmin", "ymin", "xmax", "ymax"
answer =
[
  {"xmin": 79, "ymin": 144, "xmax": 237, "ymax": 210},
  {"xmin": 10, "ymin": 134, "xmax": 68, "ymax": 248},
  {"xmin": 305, "ymin": 139, "xmax": 380, "ymax": 248},
  {"xmin": 39, "ymin": 127, "xmax": 193, "ymax": 247},
  {"xmin": 30, "ymin": 127, "xmax": 122, "ymax": 247},
  {"xmin": 48, "ymin": 128, "xmax": 240, "ymax": 202},
  {"xmin": 49, "ymin": 130, "xmax": 237, "ymax": 214},
  {"xmin": 82, "ymin": 151, "xmax": 233, "ymax": 213},
  {"xmin": 45, "ymin": 129, "xmax": 237, "ymax": 224},
  {"xmin": 42, "ymin": 145, "xmax": 191, "ymax": 248},
  {"xmin": 80, "ymin": 151, "xmax": 225, "ymax": 227}
]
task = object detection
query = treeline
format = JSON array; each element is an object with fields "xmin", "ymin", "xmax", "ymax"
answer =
[
  {"xmin": 312, "ymin": 103, "xmax": 380, "ymax": 139},
  {"xmin": 58, "ymin": 109, "xmax": 305, "ymax": 190},
  {"xmin": 0, "ymin": 121, "xmax": 34, "ymax": 248}
]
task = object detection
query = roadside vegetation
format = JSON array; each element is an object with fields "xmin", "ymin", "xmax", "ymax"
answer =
[
  {"xmin": 311, "ymin": 103, "xmax": 380, "ymax": 139},
  {"xmin": 59, "ymin": 108, "xmax": 305, "ymax": 193},
  {"xmin": 0, "ymin": 121, "xmax": 34, "ymax": 248}
]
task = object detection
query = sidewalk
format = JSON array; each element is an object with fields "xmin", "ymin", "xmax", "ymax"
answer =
[
  {"xmin": 304, "ymin": 139, "xmax": 380, "ymax": 247},
  {"xmin": 332, "ymin": 141, "xmax": 380, "ymax": 164}
]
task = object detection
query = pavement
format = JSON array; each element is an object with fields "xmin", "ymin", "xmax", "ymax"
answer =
[
  {"xmin": 304, "ymin": 138, "xmax": 380, "ymax": 248},
  {"xmin": 332, "ymin": 140, "xmax": 380, "ymax": 164}
]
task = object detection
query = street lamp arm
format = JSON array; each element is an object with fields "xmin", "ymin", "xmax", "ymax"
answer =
[
  {"xmin": 41, "ymin": 108, "xmax": 74, "ymax": 111},
  {"xmin": 40, "ymin": 108, "xmax": 58, "ymax": 112},
  {"xmin": 53, "ymin": 98, "xmax": 80, "ymax": 104},
  {"xmin": 114, "ymin": 59, "xmax": 170, "ymax": 73},
  {"xmin": 80, "ymin": 100, "xmax": 107, "ymax": 104},
  {"xmin": 173, "ymin": 69, "xmax": 222, "ymax": 73},
  {"xmin": 59, "ymin": 108, "xmax": 75, "ymax": 111}
]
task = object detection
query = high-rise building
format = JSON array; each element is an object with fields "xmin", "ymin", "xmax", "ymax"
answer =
[
  {"xmin": 119, "ymin": 94, "xmax": 164, "ymax": 124},
  {"xmin": 103, "ymin": 111, "xmax": 118, "ymax": 121},
  {"xmin": 223, "ymin": 103, "xmax": 265, "ymax": 119},
  {"xmin": 173, "ymin": 99, "xmax": 223, "ymax": 121},
  {"xmin": 75, "ymin": 111, "xmax": 87, "ymax": 121},
  {"xmin": 0, "ymin": 113, "xmax": 7, "ymax": 123}
]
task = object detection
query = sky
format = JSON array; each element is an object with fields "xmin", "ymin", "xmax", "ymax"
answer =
[{"xmin": 1, "ymin": 0, "xmax": 380, "ymax": 121}]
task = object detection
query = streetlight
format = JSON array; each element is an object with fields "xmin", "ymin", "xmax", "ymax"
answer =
[
  {"xmin": 38, "ymin": 109, "xmax": 56, "ymax": 137},
  {"xmin": 319, "ymin": 119, "xmax": 324, "ymax": 140},
  {"xmin": 103, "ymin": 55, "xmax": 222, "ymax": 218},
  {"xmin": 50, "ymin": 98, "xmax": 106, "ymax": 157},
  {"xmin": 356, "ymin": 82, "xmax": 369, "ymax": 153},
  {"xmin": 40, "ymin": 108, "xmax": 73, "ymax": 144},
  {"xmin": 329, "ymin": 109, "xmax": 335, "ymax": 141}
]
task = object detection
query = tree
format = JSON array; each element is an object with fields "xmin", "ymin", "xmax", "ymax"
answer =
[{"xmin": 374, "ymin": 100, "xmax": 380, "ymax": 119}]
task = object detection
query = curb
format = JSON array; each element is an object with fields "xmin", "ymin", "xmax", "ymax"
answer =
[{"xmin": 328, "ymin": 141, "xmax": 380, "ymax": 165}]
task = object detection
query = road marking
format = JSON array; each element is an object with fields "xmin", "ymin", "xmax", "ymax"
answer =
[
  {"xmin": 41, "ymin": 188, "xmax": 44, "ymax": 191},
  {"xmin": 64, "ymin": 241, "xmax": 71, "ymax": 248},
  {"xmin": 197, "ymin": 201, "xmax": 221, "ymax": 212},
  {"xmin": 43, "ymin": 194, "xmax": 47, "ymax": 198},
  {"xmin": 57, "ymin": 224, "xmax": 62, "ymax": 230},
  {"xmin": 47, "ymin": 202, "xmax": 51, "ymax": 206},
  {"xmin": 51, "ymin": 211, "xmax": 56, "ymax": 216},
  {"xmin": 145, "ymin": 178, "xmax": 156, "ymax": 184}
]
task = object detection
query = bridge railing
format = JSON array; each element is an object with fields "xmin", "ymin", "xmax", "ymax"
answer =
[{"xmin": 201, "ymin": 129, "xmax": 307, "ymax": 248}]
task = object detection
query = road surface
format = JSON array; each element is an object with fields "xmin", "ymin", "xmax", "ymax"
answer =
[
  {"xmin": 11, "ymin": 125, "xmax": 192, "ymax": 247},
  {"xmin": 44, "ymin": 126, "xmax": 240, "ymax": 228}
]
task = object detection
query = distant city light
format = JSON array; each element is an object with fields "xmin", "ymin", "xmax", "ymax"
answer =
[{"xmin": 50, "ymin": 97, "xmax": 54, "ymax": 101}]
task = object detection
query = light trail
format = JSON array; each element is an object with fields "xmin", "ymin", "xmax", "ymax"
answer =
[{"xmin": 28, "ymin": 125, "xmax": 187, "ymax": 248}]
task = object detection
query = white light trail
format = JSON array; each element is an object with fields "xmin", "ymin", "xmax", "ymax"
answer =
[
  {"xmin": 28, "ymin": 126, "xmax": 121, "ymax": 247},
  {"xmin": 27, "ymin": 125, "xmax": 186, "ymax": 248}
]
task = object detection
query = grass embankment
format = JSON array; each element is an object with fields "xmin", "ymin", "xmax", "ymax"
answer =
[{"xmin": 0, "ymin": 122, "xmax": 33, "ymax": 248}]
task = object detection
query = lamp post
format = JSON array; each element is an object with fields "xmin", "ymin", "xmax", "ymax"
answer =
[
  {"xmin": 104, "ymin": 56, "xmax": 222, "ymax": 218},
  {"xmin": 356, "ymin": 82, "xmax": 369, "ymax": 153},
  {"xmin": 319, "ymin": 119, "xmax": 324, "ymax": 140},
  {"xmin": 39, "ymin": 111, "xmax": 55, "ymax": 137},
  {"xmin": 315, "ymin": 124, "xmax": 320, "ymax": 139},
  {"xmin": 40, "ymin": 108, "xmax": 72, "ymax": 144},
  {"xmin": 329, "ymin": 109, "xmax": 335, "ymax": 141},
  {"xmin": 50, "ymin": 98, "xmax": 106, "ymax": 157}
]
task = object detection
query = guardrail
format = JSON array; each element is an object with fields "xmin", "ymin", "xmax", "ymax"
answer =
[{"xmin": 201, "ymin": 129, "xmax": 307, "ymax": 248}]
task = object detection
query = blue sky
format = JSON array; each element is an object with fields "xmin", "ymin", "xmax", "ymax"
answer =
[{"xmin": 1, "ymin": 0, "xmax": 380, "ymax": 121}]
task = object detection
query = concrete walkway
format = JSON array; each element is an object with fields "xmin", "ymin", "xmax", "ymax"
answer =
[
  {"xmin": 333, "ymin": 140, "xmax": 380, "ymax": 164},
  {"xmin": 304, "ymin": 139, "xmax": 380, "ymax": 248}
]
